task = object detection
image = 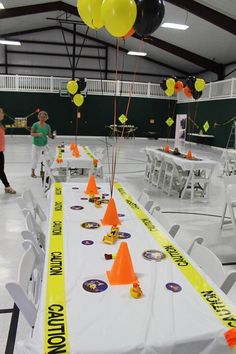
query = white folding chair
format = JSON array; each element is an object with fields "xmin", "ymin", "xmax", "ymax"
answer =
[
  {"xmin": 150, "ymin": 207, "xmax": 180, "ymax": 238},
  {"xmin": 21, "ymin": 231, "xmax": 45, "ymax": 265},
  {"xmin": 6, "ymin": 243, "xmax": 42, "ymax": 328},
  {"xmin": 138, "ymin": 190, "xmax": 160, "ymax": 213},
  {"xmin": 181, "ymin": 167, "xmax": 213, "ymax": 202},
  {"xmin": 25, "ymin": 211, "xmax": 46, "ymax": 250},
  {"xmin": 162, "ymin": 157, "xmax": 186, "ymax": 196},
  {"xmin": 17, "ymin": 190, "xmax": 46, "ymax": 222},
  {"xmin": 151, "ymin": 155, "xmax": 164, "ymax": 188},
  {"xmin": 189, "ymin": 239, "xmax": 236, "ymax": 294},
  {"xmin": 144, "ymin": 149, "xmax": 155, "ymax": 183},
  {"xmin": 220, "ymin": 175, "xmax": 236, "ymax": 230}
]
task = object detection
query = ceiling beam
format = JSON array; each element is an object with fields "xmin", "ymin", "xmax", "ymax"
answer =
[
  {"xmin": 2, "ymin": 24, "xmax": 189, "ymax": 75},
  {"xmin": 165, "ymin": 0, "xmax": 236, "ymax": 36},
  {"xmin": 134, "ymin": 34, "xmax": 224, "ymax": 75},
  {"xmin": 7, "ymin": 50, "xmax": 106, "ymax": 60},
  {"xmin": 0, "ymin": 63, "xmax": 178, "ymax": 79},
  {"xmin": 61, "ymin": 26, "xmax": 189, "ymax": 75}
]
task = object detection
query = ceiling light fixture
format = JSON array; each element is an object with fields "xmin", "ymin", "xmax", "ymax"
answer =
[
  {"xmin": 128, "ymin": 51, "xmax": 147, "ymax": 56},
  {"xmin": 161, "ymin": 23, "xmax": 189, "ymax": 30},
  {"xmin": 0, "ymin": 3, "xmax": 4, "ymax": 9},
  {"xmin": 0, "ymin": 40, "xmax": 21, "ymax": 46}
]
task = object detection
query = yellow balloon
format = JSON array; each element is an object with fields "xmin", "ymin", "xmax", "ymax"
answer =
[
  {"xmin": 101, "ymin": 0, "xmax": 137, "ymax": 38},
  {"xmin": 166, "ymin": 78, "xmax": 175, "ymax": 89},
  {"xmin": 77, "ymin": 0, "xmax": 104, "ymax": 29},
  {"xmin": 67, "ymin": 80, "xmax": 78, "ymax": 95},
  {"xmin": 73, "ymin": 94, "xmax": 84, "ymax": 107},
  {"xmin": 195, "ymin": 78, "xmax": 206, "ymax": 92},
  {"xmin": 165, "ymin": 87, "xmax": 175, "ymax": 97}
]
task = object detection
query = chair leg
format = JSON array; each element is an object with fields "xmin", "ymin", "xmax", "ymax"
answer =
[
  {"xmin": 229, "ymin": 204, "xmax": 236, "ymax": 230},
  {"xmin": 220, "ymin": 203, "xmax": 227, "ymax": 229}
]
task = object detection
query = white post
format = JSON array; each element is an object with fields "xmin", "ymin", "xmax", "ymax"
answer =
[
  {"xmin": 147, "ymin": 82, "xmax": 151, "ymax": 97},
  {"xmin": 15, "ymin": 74, "xmax": 19, "ymax": 91},
  {"xmin": 230, "ymin": 78, "xmax": 234, "ymax": 98},
  {"xmin": 116, "ymin": 80, "xmax": 120, "ymax": 96},
  {"xmin": 208, "ymin": 82, "xmax": 212, "ymax": 99},
  {"xmin": 50, "ymin": 76, "xmax": 54, "ymax": 92}
]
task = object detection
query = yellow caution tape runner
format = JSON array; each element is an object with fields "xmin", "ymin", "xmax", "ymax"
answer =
[
  {"xmin": 44, "ymin": 182, "xmax": 70, "ymax": 353},
  {"xmin": 82, "ymin": 146, "xmax": 96, "ymax": 160},
  {"xmin": 114, "ymin": 182, "xmax": 236, "ymax": 329}
]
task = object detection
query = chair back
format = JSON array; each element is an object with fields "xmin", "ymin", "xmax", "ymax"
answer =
[
  {"xmin": 22, "ymin": 189, "xmax": 46, "ymax": 222},
  {"xmin": 6, "ymin": 244, "xmax": 39, "ymax": 327},
  {"xmin": 189, "ymin": 240, "xmax": 225, "ymax": 287},
  {"xmin": 138, "ymin": 191, "xmax": 154, "ymax": 212},
  {"xmin": 26, "ymin": 211, "xmax": 46, "ymax": 250}
]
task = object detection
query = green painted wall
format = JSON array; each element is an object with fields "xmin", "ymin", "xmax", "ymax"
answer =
[
  {"xmin": 0, "ymin": 92, "xmax": 176, "ymax": 138},
  {"xmin": 177, "ymin": 99, "xmax": 236, "ymax": 148}
]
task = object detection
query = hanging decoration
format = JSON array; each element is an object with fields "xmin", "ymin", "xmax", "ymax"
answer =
[
  {"xmin": 66, "ymin": 78, "xmax": 87, "ymax": 108},
  {"xmin": 101, "ymin": 0, "xmax": 137, "ymax": 38},
  {"xmin": 134, "ymin": 0, "xmax": 165, "ymax": 37},
  {"xmin": 160, "ymin": 76, "xmax": 206, "ymax": 100},
  {"xmin": 77, "ymin": 0, "xmax": 104, "ymax": 30}
]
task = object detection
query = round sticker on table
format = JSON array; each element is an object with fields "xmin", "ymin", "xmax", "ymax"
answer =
[
  {"xmin": 142, "ymin": 250, "xmax": 166, "ymax": 262},
  {"xmin": 83, "ymin": 279, "xmax": 108, "ymax": 293},
  {"xmin": 72, "ymin": 187, "xmax": 79, "ymax": 190},
  {"xmin": 81, "ymin": 197, "xmax": 88, "ymax": 200},
  {"xmin": 81, "ymin": 240, "xmax": 94, "ymax": 246},
  {"xmin": 70, "ymin": 206, "xmax": 84, "ymax": 210},
  {"xmin": 118, "ymin": 213, "xmax": 125, "ymax": 217},
  {"xmin": 118, "ymin": 232, "xmax": 131, "ymax": 239},
  {"xmin": 102, "ymin": 193, "xmax": 109, "ymax": 197},
  {"xmin": 166, "ymin": 283, "xmax": 182, "ymax": 293},
  {"xmin": 81, "ymin": 222, "xmax": 100, "ymax": 229},
  {"xmin": 97, "ymin": 187, "xmax": 101, "ymax": 190}
]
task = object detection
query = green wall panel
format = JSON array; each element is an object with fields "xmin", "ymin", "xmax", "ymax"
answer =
[
  {"xmin": 0, "ymin": 92, "xmax": 176, "ymax": 138},
  {"xmin": 177, "ymin": 99, "xmax": 236, "ymax": 148}
]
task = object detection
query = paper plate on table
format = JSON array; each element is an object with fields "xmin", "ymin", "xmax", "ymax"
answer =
[
  {"xmin": 82, "ymin": 279, "xmax": 108, "ymax": 293},
  {"xmin": 81, "ymin": 222, "xmax": 100, "ymax": 229},
  {"xmin": 142, "ymin": 250, "xmax": 166, "ymax": 262}
]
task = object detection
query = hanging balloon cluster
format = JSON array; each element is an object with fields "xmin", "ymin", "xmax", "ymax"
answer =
[
  {"xmin": 161, "ymin": 76, "xmax": 206, "ymax": 100},
  {"xmin": 66, "ymin": 78, "xmax": 87, "ymax": 107},
  {"xmin": 160, "ymin": 77, "xmax": 184, "ymax": 97},
  {"xmin": 77, "ymin": 0, "xmax": 165, "ymax": 38}
]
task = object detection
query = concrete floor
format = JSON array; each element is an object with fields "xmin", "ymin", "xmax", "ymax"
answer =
[{"xmin": 0, "ymin": 135, "xmax": 235, "ymax": 353}]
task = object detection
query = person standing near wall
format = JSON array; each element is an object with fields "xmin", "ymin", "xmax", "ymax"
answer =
[
  {"xmin": 0, "ymin": 108, "xmax": 16, "ymax": 194},
  {"xmin": 31, "ymin": 110, "xmax": 54, "ymax": 178}
]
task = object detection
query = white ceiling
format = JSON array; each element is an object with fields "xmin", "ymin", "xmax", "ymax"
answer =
[{"xmin": 0, "ymin": 0, "xmax": 235, "ymax": 77}]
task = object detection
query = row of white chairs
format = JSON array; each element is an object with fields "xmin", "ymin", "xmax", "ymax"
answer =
[
  {"xmin": 220, "ymin": 175, "xmax": 236, "ymax": 230},
  {"xmin": 6, "ymin": 190, "xmax": 47, "ymax": 330},
  {"xmin": 144, "ymin": 148, "xmax": 211, "ymax": 201},
  {"xmin": 138, "ymin": 189, "xmax": 236, "ymax": 296}
]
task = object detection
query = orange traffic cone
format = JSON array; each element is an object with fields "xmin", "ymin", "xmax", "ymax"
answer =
[
  {"xmin": 107, "ymin": 242, "xmax": 137, "ymax": 285},
  {"xmin": 186, "ymin": 149, "xmax": 193, "ymax": 160},
  {"xmin": 101, "ymin": 198, "xmax": 121, "ymax": 226},
  {"xmin": 85, "ymin": 175, "xmax": 99, "ymax": 195},
  {"xmin": 164, "ymin": 144, "xmax": 170, "ymax": 153}
]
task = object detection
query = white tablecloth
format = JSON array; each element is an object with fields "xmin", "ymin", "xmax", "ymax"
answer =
[
  {"xmin": 17, "ymin": 182, "xmax": 236, "ymax": 354},
  {"xmin": 147, "ymin": 148, "xmax": 218, "ymax": 171},
  {"xmin": 51, "ymin": 145, "xmax": 97, "ymax": 170}
]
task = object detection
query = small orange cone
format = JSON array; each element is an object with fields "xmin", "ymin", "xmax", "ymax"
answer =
[
  {"xmin": 107, "ymin": 242, "xmax": 137, "ymax": 285},
  {"xmin": 85, "ymin": 175, "xmax": 99, "ymax": 195},
  {"xmin": 101, "ymin": 198, "xmax": 121, "ymax": 226},
  {"xmin": 164, "ymin": 144, "xmax": 170, "ymax": 153},
  {"xmin": 186, "ymin": 149, "xmax": 193, "ymax": 160}
]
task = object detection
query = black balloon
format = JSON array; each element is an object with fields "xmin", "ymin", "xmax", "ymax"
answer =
[
  {"xmin": 77, "ymin": 78, "xmax": 87, "ymax": 92},
  {"xmin": 192, "ymin": 89, "xmax": 202, "ymax": 100},
  {"xmin": 186, "ymin": 76, "xmax": 196, "ymax": 90},
  {"xmin": 134, "ymin": 0, "xmax": 165, "ymax": 37},
  {"xmin": 160, "ymin": 80, "xmax": 167, "ymax": 91}
]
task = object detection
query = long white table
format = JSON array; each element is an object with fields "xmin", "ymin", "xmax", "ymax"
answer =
[
  {"xmin": 17, "ymin": 182, "xmax": 236, "ymax": 354},
  {"xmin": 51, "ymin": 145, "xmax": 98, "ymax": 170}
]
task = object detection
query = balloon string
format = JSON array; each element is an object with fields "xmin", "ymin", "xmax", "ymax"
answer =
[{"xmin": 110, "ymin": 38, "xmax": 120, "ymax": 197}]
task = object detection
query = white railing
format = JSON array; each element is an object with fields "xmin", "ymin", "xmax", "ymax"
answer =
[
  {"xmin": 177, "ymin": 78, "xmax": 236, "ymax": 103},
  {"xmin": 0, "ymin": 75, "xmax": 235, "ymax": 102},
  {"xmin": 0, "ymin": 75, "xmax": 174, "ymax": 100}
]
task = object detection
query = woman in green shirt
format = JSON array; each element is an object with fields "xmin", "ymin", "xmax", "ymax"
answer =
[{"xmin": 31, "ymin": 111, "xmax": 54, "ymax": 178}]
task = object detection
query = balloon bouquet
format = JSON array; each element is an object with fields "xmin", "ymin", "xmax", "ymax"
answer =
[
  {"xmin": 160, "ymin": 76, "xmax": 206, "ymax": 100},
  {"xmin": 77, "ymin": 0, "xmax": 165, "ymax": 38},
  {"xmin": 67, "ymin": 78, "xmax": 87, "ymax": 108}
]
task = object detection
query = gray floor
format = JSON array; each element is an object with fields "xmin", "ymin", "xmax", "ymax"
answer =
[{"xmin": 0, "ymin": 135, "xmax": 235, "ymax": 353}]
